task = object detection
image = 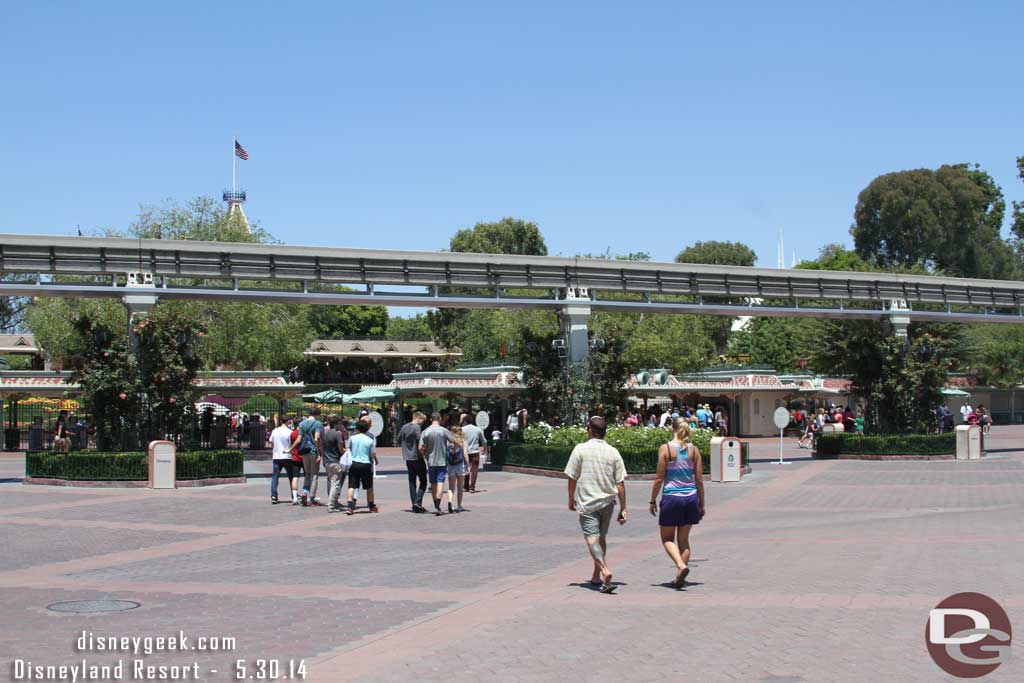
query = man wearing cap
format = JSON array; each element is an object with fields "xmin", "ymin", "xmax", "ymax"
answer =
[{"xmin": 564, "ymin": 416, "xmax": 628, "ymax": 593}]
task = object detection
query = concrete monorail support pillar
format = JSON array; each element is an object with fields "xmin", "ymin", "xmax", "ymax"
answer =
[{"xmin": 557, "ymin": 287, "xmax": 592, "ymax": 366}]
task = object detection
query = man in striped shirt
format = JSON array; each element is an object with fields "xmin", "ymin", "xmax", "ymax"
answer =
[{"xmin": 564, "ymin": 416, "xmax": 628, "ymax": 594}]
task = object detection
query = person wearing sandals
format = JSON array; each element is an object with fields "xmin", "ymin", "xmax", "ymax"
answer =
[
  {"xmin": 564, "ymin": 416, "xmax": 628, "ymax": 594},
  {"xmin": 446, "ymin": 425, "xmax": 468, "ymax": 513},
  {"xmin": 650, "ymin": 418, "xmax": 705, "ymax": 589},
  {"xmin": 345, "ymin": 419, "xmax": 379, "ymax": 515}
]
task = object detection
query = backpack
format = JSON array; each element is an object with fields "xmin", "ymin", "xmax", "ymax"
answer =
[
  {"xmin": 297, "ymin": 419, "xmax": 315, "ymax": 455},
  {"xmin": 447, "ymin": 444, "xmax": 464, "ymax": 466}
]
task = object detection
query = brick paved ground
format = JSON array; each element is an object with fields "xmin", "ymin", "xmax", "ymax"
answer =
[{"xmin": 0, "ymin": 426, "xmax": 1021, "ymax": 682}]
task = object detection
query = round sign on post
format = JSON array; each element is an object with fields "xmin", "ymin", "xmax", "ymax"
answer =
[
  {"xmin": 475, "ymin": 410, "xmax": 490, "ymax": 430},
  {"xmin": 368, "ymin": 411, "xmax": 384, "ymax": 437},
  {"xmin": 772, "ymin": 406, "xmax": 792, "ymax": 465}
]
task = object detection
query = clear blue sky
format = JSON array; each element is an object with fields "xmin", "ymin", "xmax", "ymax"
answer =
[{"xmin": 2, "ymin": 1, "xmax": 1021, "ymax": 267}]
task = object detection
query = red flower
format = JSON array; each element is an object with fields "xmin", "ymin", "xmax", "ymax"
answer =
[
  {"xmin": 169, "ymin": 397, "xmax": 176, "ymax": 404},
  {"xmin": 119, "ymin": 392, "xmax": 127, "ymax": 400}
]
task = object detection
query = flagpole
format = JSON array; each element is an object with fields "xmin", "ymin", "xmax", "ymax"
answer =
[{"xmin": 232, "ymin": 135, "xmax": 236, "ymax": 195}]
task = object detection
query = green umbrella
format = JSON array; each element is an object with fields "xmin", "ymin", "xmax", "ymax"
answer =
[
  {"xmin": 303, "ymin": 389, "xmax": 351, "ymax": 404},
  {"xmin": 346, "ymin": 388, "xmax": 397, "ymax": 403}
]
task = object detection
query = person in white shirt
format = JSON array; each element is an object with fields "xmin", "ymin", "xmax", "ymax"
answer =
[
  {"xmin": 269, "ymin": 416, "xmax": 300, "ymax": 505},
  {"xmin": 960, "ymin": 401, "xmax": 973, "ymax": 424}
]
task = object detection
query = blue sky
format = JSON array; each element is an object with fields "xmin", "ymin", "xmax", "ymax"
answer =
[{"xmin": 1, "ymin": 1, "xmax": 1021, "ymax": 267}]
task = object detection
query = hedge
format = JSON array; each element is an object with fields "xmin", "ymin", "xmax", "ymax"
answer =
[
  {"xmin": 25, "ymin": 450, "xmax": 244, "ymax": 481},
  {"xmin": 504, "ymin": 442, "xmax": 747, "ymax": 475},
  {"xmin": 814, "ymin": 433, "xmax": 956, "ymax": 457}
]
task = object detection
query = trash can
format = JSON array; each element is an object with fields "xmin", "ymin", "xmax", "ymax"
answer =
[
  {"xmin": 710, "ymin": 436, "xmax": 743, "ymax": 482},
  {"xmin": 148, "ymin": 440, "xmax": 177, "ymax": 489},
  {"xmin": 210, "ymin": 419, "xmax": 227, "ymax": 449},
  {"xmin": 955, "ymin": 425, "xmax": 981, "ymax": 460},
  {"xmin": 4, "ymin": 428, "xmax": 20, "ymax": 451},
  {"xmin": 28, "ymin": 417, "xmax": 44, "ymax": 451},
  {"xmin": 249, "ymin": 423, "xmax": 266, "ymax": 450}
]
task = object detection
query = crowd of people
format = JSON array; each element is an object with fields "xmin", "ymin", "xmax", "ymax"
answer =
[
  {"xmin": 621, "ymin": 403, "xmax": 730, "ymax": 435},
  {"xmin": 795, "ymin": 405, "xmax": 863, "ymax": 449},
  {"xmin": 269, "ymin": 407, "xmax": 488, "ymax": 516},
  {"xmin": 937, "ymin": 400, "xmax": 993, "ymax": 434}
]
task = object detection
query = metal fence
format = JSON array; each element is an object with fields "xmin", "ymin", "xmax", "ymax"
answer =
[{"xmin": 2, "ymin": 395, "xmax": 314, "ymax": 452}]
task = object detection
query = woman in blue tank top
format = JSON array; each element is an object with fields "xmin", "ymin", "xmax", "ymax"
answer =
[{"xmin": 649, "ymin": 418, "xmax": 705, "ymax": 588}]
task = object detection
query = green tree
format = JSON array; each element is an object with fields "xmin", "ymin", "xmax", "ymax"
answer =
[
  {"xmin": 1011, "ymin": 155, "xmax": 1024, "ymax": 266},
  {"xmin": 674, "ymin": 240, "xmax": 757, "ymax": 353},
  {"xmin": 131, "ymin": 196, "xmax": 273, "ymax": 244},
  {"xmin": 793, "ymin": 243, "xmax": 869, "ymax": 272},
  {"xmin": 134, "ymin": 304, "xmax": 206, "ymax": 440},
  {"xmin": 69, "ymin": 313, "xmax": 143, "ymax": 450},
  {"xmin": 385, "ymin": 314, "xmax": 434, "ymax": 341},
  {"xmin": 427, "ymin": 218, "xmax": 549, "ymax": 355},
  {"xmin": 448, "ymin": 217, "xmax": 548, "ymax": 256},
  {"xmin": 676, "ymin": 241, "xmax": 756, "ymax": 267},
  {"xmin": 728, "ymin": 317, "xmax": 817, "ymax": 372},
  {"xmin": 851, "ymin": 164, "xmax": 1015, "ymax": 279},
  {"xmin": 307, "ymin": 305, "xmax": 387, "ymax": 339},
  {"xmin": 965, "ymin": 325, "xmax": 1024, "ymax": 388},
  {"xmin": 812, "ymin": 321, "xmax": 964, "ymax": 434}
]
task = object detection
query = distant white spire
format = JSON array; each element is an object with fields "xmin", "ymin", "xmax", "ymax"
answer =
[
  {"xmin": 791, "ymin": 251, "xmax": 797, "ymax": 268},
  {"xmin": 777, "ymin": 228, "xmax": 785, "ymax": 269}
]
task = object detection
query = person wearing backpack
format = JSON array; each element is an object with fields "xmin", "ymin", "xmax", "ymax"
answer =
[
  {"xmin": 298, "ymin": 407, "xmax": 324, "ymax": 507},
  {"xmin": 446, "ymin": 425, "xmax": 468, "ymax": 513}
]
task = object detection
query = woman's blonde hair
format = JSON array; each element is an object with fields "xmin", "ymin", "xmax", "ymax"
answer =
[
  {"xmin": 451, "ymin": 424, "xmax": 463, "ymax": 443},
  {"xmin": 672, "ymin": 418, "xmax": 691, "ymax": 442}
]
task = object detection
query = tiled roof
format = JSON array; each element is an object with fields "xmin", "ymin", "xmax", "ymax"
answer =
[
  {"xmin": 0, "ymin": 334, "xmax": 40, "ymax": 353},
  {"xmin": 305, "ymin": 339, "xmax": 461, "ymax": 358},
  {"xmin": 0, "ymin": 371, "xmax": 303, "ymax": 397}
]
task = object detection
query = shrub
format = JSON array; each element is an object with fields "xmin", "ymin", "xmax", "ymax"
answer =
[
  {"xmin": 26, "ymin": 450, "xmax": 244, "ymax": 481},
  {"xmin": 505, "ymin": 436, "xmax": 745, "ymax": 476},
  {"xmin": 814, "ymin": 433, "xmax": 955, "ymax": 457},
  {"xmin": 521, "ymin": 423, "xmax": 552, "ymax": 445}
]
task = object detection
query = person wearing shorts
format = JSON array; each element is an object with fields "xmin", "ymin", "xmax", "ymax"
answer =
[
  {"xmin": 446, "ymin": 425, "xmax": 468, "ymax": 513},
  {"xmin": 345, "ymin": 419, "xmax": 378, "ymax": 515},
  {"xmin": 650, "ymin": 418, "xmax": 704, "ymax": 589},
  {"xmin": 419, "ymin": 412, "xmax": 454, "ymax": 516},
  {"xmin": 564, "ymin": 416, "xmax": 627, "ymax": 594}
]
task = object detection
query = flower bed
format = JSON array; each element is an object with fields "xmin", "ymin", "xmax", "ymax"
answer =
[
  {"xmin": 504, "ymin": 438, "xmax": 748, "ymax": 476},
  {"xmin": 25, "ymin": 450, "xmax": 244, "ymax": 482},
  {"xmin": 813, "ymin": 433, "xmax": 956, "ymax": 458}
]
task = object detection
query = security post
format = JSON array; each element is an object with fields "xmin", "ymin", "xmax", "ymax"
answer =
[
  {"xmin": 148, "ymin": 440, "xmax": 177, "ymax": 489},
  {"xmin": 710, "ymin": 437, "xmax": 743, "ymax": 482}
]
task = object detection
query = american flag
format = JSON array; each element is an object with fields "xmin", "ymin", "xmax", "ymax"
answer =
[{"xmin": 234, "ymin": 140, "xmax": 249, "ymax": 160}]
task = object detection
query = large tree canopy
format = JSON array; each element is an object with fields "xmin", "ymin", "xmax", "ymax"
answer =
[
  {"xmin": 427, "ymin": 218, "xmax": 549, "ymax": 355},
  {"xmin": 675, "ymin": 241, "xmax": 756, "ymax": 267},
  {"xmin": 448, "ymin": 217, "xmax": 548, "ymax": 256},
  {"xmin": 851, "ymin": 163, "xmax": 1015, "ymax": 279}
]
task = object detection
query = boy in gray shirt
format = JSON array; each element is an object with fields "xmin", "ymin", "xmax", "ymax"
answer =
[{"xmin": 399, "ymin": 412, "xmax": 428, "ymax": 512}]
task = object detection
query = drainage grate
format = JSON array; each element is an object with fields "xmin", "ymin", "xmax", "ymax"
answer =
[{"xmin": 47, "ymin": 600, "xmax": 141, "ymax": 614}]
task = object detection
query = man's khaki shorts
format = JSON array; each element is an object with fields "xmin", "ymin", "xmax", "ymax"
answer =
[{"xmin": 578, "ymin": 503, "xmax": 614, "ymax": 539}]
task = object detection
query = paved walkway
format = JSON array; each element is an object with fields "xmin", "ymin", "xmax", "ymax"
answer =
[{"xmin": 1, "ymin": 427, "xmax": 1022, "ymax": 682}]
